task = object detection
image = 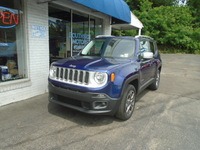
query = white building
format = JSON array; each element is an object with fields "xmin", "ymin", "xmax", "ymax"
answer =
[{"xmin": 0, "ymin": 0, "xmax": 143, "ymax": 106}]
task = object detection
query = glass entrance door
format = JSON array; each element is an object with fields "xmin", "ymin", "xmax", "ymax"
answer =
[
  {"xmin": 48, "ymin": 5, "xmax": 103, "ymax": 64},
  {"xmin": 72, "ymin": 11, "xmax": 90, "ymax": 56},
  {"xmin": 49, "ymin": 6, "xmax": 71, "ymax": 63}
]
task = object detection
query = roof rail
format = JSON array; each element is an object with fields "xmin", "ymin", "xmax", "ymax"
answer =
[
  {"xmin": 135, "ymin": 35, "xmax": 154, "ymax": 40},
  {"xmin": 95, "ymin": 35, "xmax": 115, "ymax": 38}
]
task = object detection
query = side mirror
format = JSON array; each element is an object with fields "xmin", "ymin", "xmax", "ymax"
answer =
[{"xmin": 141, "ymin": 51, "xmax": 153, "ymax": 59}]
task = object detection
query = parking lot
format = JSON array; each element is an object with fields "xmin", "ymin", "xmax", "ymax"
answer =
[{"xmin": 0, "ymin": 54, "xmax": 200, "ymax": 150}]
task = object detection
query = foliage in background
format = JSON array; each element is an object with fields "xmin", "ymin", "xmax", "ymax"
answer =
[
  {"xmin": 112, "ymin": 30, "xmax": 137, "ymax": 37},
  {"xmin": 115, "ymin": 0, "xmax": 200, "ymax": 54},
  {"xmin": 126, "ymin": 0, "xmax": 176, "ymax": 11},
  {"xmin": 187, "ymin": 0, "xmax": 200, "ymax": 27},
  {"xmin": 137, "ymin": 1, "xmax": 199, "ymax": 53}
]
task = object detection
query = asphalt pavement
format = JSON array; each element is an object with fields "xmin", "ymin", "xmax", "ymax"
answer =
[{"xmin": 0, "ymin": 54, "xmax": 200, "ymax": 150}]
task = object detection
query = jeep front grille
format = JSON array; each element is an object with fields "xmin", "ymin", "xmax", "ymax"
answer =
[
  {"xmin": 49, "ymin": 66, "xmax": 108, "ymax": 88},
  {"xmin": 55, "ymin": 67, "xmax": 90, "ymax": 85}
]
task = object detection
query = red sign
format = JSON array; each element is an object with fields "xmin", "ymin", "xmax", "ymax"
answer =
[{"xmin": 0, "ymin": 6, "xmax": 19, "ymax": 28}]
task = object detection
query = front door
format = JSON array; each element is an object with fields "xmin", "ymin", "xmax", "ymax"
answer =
[{"xmin": 139, "ymin": 40, "xmax": 154, "ymax": 86}]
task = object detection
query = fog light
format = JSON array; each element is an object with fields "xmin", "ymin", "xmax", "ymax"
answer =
[{"xmin": 93, "ymin": 101, "xmax": 108, "ymax": 109}]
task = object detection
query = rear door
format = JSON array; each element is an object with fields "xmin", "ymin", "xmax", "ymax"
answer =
[{"xmin": 149, "ymin": 40, "xmax": 157, "ymax": 78}]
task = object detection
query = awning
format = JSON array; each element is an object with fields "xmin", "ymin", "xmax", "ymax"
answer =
[
  {"xmin": 72, "ymin": 0, "xmax": 131, "ymax": 23},
  {"xmin": 112, "ymin": 12, "xmax": 144, "ymax": 30}
]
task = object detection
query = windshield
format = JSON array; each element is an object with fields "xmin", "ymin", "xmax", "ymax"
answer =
[
  {"xmin": 80, "ymin": 39, "xmax": 105, "ymax": 56},
  {"xmin": 80, "ymin": 38, "xmax": 135, "ymax": 58}
]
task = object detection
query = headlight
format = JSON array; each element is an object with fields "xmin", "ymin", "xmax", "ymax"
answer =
[
  {"xmin": 49, "ymin": 65, "xmax": 57, "ymax": 79},
  {"xmin": 94, "ymin": 72, "xmax": 108, "ymax": 85}
]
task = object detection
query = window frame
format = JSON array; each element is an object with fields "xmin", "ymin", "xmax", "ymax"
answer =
[{"xmin": 0, "ymin": 0, "xmax": 30, "ymax": 90}]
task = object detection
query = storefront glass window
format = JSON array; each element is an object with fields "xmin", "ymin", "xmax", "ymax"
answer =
[
  {"xmin": 49, "ymin": 5, "xmax": 103, "ymax": 61},
  {"xmin": 90, "ymin": 16, "xmax": 103, "ymax": 39},
  {"xmin": 49, "ymin": 6, "xmax": 71, "ymax": 63},
  {"xmin": 72, "ymin": 11, "xmax": 90, "ymax": 55},
  {"xmin": 0, "ymin": 0, "xmax": 26, "ymax": 83},
  {"xmin": 90, "ymin": 18, "xmax": 95, "ymax": 40}
]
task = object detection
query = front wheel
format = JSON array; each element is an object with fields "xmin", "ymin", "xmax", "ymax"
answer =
[{"xmin": 115, "ymin": 85, "xmax": 136, "ymax": 121}]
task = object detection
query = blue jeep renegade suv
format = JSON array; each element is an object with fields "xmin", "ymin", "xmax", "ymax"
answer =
[{"xmin": 48, "ymin": 35, "xmax": 162, "ymax": 120}]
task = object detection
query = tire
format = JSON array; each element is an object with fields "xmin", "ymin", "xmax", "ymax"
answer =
[
  {"xmin": 149, "ymin": 69, "xmax": 160, "ymax": 90},
  {"xmin": 116, "ymin": 85, "xmax": 136, "ymax": 121}
]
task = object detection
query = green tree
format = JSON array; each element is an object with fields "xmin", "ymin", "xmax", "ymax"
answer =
[
  {"xmin": 126, "ymin": 0, "xmax": 176, "ymax": 11},
  {"xmin": 124, "ymin": 0, "xmax": 200, "ymax": 53},
  {"xmin": 187, "ymin": 0, "xmax": 200, "ymax": 26},
  {"xmin": 126, "ymin": 0, "xmax": 140, "ymax": 11},
  {"xmin": 136, "ymin": 0, "xmax": 199, "ymax": 53},
  {"xmin": 150, "ymin": 0, "xmax": 176, "ymax": 7}
]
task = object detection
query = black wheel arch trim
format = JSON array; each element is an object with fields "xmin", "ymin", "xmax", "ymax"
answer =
[{"xmin": 119, "ymin": 74, "xmax": 139, "ymax": 100}]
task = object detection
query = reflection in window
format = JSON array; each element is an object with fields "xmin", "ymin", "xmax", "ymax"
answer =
[
  {"xmin": 81, "ymin": 38, "xmax": 135, "ymax": 58},
  {"xmin": 104, "ymin": 39, "xmax": 135, "ymax": 58},
  {"xmin": 81, "ymin": 39, "xmax": 105, "ymax": 56},
  {"xmin": 90, "ymin": 16, "xmax": 103, "ymax": 40},
  {"xmin": 48, "ymin": 6, "xmax": 104, "ymax": 60},
  {"xmin": 140, "ymin": 40, "xmax": 150, "ymax": 52},
  {"xmin": 72, "ymin": 11, "xmax": 90, "ymax": 55},
  {"xmin": 0, "ymin": 0, "xmax": 26, "ymax": 82},
  {"xmin": 49, "ymin": 6, "xmax": 71, "ymax": 63}
]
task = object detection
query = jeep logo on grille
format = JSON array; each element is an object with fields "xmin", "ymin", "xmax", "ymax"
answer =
[{"xmin": 69, "ymin": 64, "xmax": 76, "ymax": 68}]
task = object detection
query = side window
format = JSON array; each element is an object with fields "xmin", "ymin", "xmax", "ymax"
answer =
[
  {"xmin": 149, "ymin": 41, "xmax": 155, "ymax": 54},
  {"xmin": 139, "ymin": 40, "xmax": 150, "ymax": 52}
]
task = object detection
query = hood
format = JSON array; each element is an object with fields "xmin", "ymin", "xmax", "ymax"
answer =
[{"xmin": 53, "ymin": 56, "xmax": 132, "ymax": 71}]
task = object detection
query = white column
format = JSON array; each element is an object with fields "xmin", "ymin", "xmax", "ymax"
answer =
[{"xmin": 103, "ymin": 16, "xmax": 111, "ymax": 35}]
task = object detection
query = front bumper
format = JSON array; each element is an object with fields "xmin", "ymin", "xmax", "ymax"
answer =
[{"xmin": 48, "ymin": 82, "xmax": 120, "ymax": 115}]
